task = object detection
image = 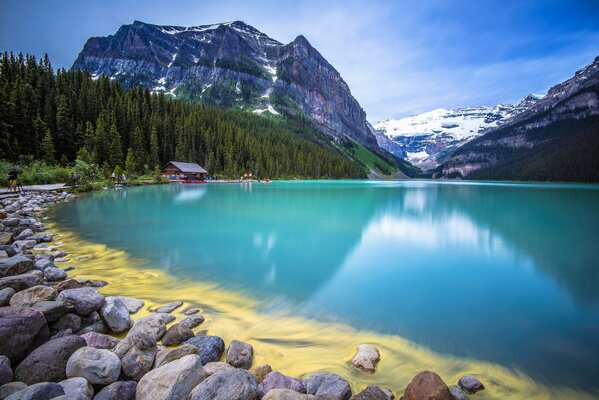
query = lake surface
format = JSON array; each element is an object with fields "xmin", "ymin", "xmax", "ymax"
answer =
[{"xmin": 52, "ymin": 180, "xmax": 599, "ymax": 391}]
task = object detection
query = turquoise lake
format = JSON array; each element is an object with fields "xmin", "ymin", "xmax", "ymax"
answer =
[{"xmin": 51, "ymin": 180, "xmax": 599, "ymax": 391}]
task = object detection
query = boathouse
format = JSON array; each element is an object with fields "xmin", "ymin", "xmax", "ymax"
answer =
[{"xmin": 161, "ymin": 161, "xmax": 208, "ymax": 181}]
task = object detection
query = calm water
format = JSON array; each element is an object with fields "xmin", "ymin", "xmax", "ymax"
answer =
[{"xmin": 52, "ymin": 181, "xmax": 599, "ymax": 390}]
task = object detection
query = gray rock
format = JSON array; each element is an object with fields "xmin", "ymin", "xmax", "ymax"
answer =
[
  {"xmin": 14, "ymin": 229, "xmax": 33, "ymax": 241},
  {"xmin": 76, "ymin": 312, "xmax": 107, "ymax": 335},
  {"xmin": 33, "ymin": 259, "xmax": 54, "ymax": 272},
  {"xmin": 351, "ymin": 385, "xmax": 393, "ymax": 400},
  {"xmin": 0, "ymin": 382, "xmax": 28, "ymax": 399},
  {"xmin": 15, "ymin": 335, "xmax": 86, "ymax": 384},
  {"xmin": 65, "ymin": 347, "xmax": 121, "ymax": 385},
  {"xmin": 44, "ymin": 267, "xmax": 67, "ymax": 282},
  {"xmin": 0, "ymin": 256, "xmax": 33, "ymax": 277},
  {"xmin": 79, "ymin": 332, "xmax": 119, "ymax": 350},
  {"xmin": 0, "ymin": 251, "xmax": 8, "ymax": 259},
  {"xmin": 12, "ymin": 240, "xmax": 37, "ymax": 252},
  {"xmin": 109, "ymin": 296, "xmax": 144, "ymax": 314},
  {"xmin": 449, "ymin": 386, "xmax": 469, "ymax": 400},
  {"xmin": 0, "ymin": 272, "xmax": 43, "ymax": 292},
  {"xmin": 189, "ymin": 368, "xmax": 259, "ymax": 400},
  {"xmin": 55, "ymin": 279, "xmax": 81, "ymax": 292},
  {"xmin": 154, "ymin": 344, "xmax": 198, "ymax": 369},
  {"xmin": 249, "ymin": 364, "xmax": 272, "ymax": 384},
  {"xmin": 1, "ymin": 218, "xmax": 19, "ymax": 228},
  {"xmin": 262, "ymin": 389, "xmax": 315, "ymax": 400},
  {"xmin": 94, "ymin": 381, "xmax": 136, "ymax": 400},
  {"xmin": 58, "ymin": 377, "xmax": 93, "ymax": 400},
  {"xmin": 99, "ymin": 297, "xmax": 132, "ymax": 334},
  {"xmin": 136, "ymin": 354, "xmax": 205, "ymax": 400},
  {"xmin": 202, "ymin": 362, "xmax": 235, "ymax": 376},
  {"xmin": 182, "ymin": 307, "xmax": 199, "ymax": 315},
  {"xmin": 0, "ymin": 306, "xmax": 49, "ymax": 362},
  {"xmin": 0, "ymin": 245, "xmax": 16, "ymax": 257},
  {"xmin": 30, "ymin": 234, "xmax": 52, "ymax": 243},
  {"xmin": 0, "ymin": 287, "xmax": 15, "ymax": 306},
  {"xmin": 4, "ymin": 382, "xmax": 64, "ymax": 400},
  {"xmin": 183, "ymin": 335, "xmax": 225, "ymax": 365},
  {"xmin": 226, "ymin": 340, "xmax": 253, "ymax": 369},
  {"xmin": 0, "ymin": 356, "xmax": 12, "ymax": 386},
  {"xmin": 128, "ymin": 313, "xmax": 174, "ymax": 341},
  {"xmin": 154, "ymin": 301, "xmax": 183, "ymax": 313},
  {"xmin": 114, "ymin": 332, "xmax": 157, "ymax": 381},
  {"xmin": 349, "ymin": 345, "xmax": 380, "ymax": 373},
  {"xmin": 458, "ymin": 376, "xmax": 484, "ymax": 394},
  {"xmin": 303, "ymin": 373, "xmax": 351, "ymax": 400},
  {"xmin": 0, "ymin": 232, "xmax": 13, "ymax": 246},
  {"xmin": 9, "ymin": 285, "xmax": 56, "ymax": 307},
  {"xmin": 52, "ymin": 313, "xmax": 81, "ymax": 333},
  {"xmin": 180, "ymin": 314, "xmax": 205, "ymax": 329},
  {"xmin": 32, "ymin": 301, "xmax": 74, "ymax": 322},
  {"xmin": 57, "ymin": 288, "xmax": 105, "ymax": 316},
  {"xmin": 161, "ymin": 323, "xmax": 194, "ymax": 347},
  {"xmin": 259, "ymin": 372, "xmax": 306, "ymax": 396}
]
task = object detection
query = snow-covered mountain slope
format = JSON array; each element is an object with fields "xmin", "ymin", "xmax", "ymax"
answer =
[{"xmin": 373, "ymin": 94, "xmax": 544, "ymax": 169}]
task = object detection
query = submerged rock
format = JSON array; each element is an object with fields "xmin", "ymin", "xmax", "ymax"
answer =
[
  {"xmin": 226, "ymin": 340, "xmax": 253, "ymax": 369},
  {"xmin": 65, "ymin": 347, "xmax": 121, "ymax": 385},
  {"xmin": 458, "ymin": 376, "xmax": 484, "ymax": 394},
  {"xmin": 154, "ymin": 300, "xmax": 183, "ymax": 313},
  {"xmin": 303, "ymin": 373, "xmax": 351, "ymax": 399},
  {"xmin": 349, "ymin": 344, "xmax": 380, "ymax": 373},
  {"xmin": 183, "ymin": 335, "xmax": 225, "ymax": 365},
  {"xmin": 403, "ymin": 371, "xmax": 452, "ymax": 400},
  {"xmin": 136, "ymin": 354, "xmax": 205, "ymax": 400},
  {"xmin": 183, "ymin": 307, "xmax": 199, "ymax": 315},
  {"xmin": 189, "ymin": 368, "xmax": 259, "ymax": 400}
]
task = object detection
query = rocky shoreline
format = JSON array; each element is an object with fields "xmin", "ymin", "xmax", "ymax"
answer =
[{"xmin": 0, "ymin": 191, "xmax": 485, "ymax": 400}]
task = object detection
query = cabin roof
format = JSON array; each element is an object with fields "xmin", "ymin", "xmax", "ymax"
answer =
[{"xmin": 164, "ymin": 161, "xmax": 208, "ymax": 173}]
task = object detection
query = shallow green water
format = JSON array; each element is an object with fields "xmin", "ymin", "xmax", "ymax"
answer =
[{"xmin": 52, "ymin": 180, "xmax": 599, "ymax": 390}]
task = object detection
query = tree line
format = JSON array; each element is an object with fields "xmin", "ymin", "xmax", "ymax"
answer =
[{"xmin": 0, "ymin": 52, "xmax": 365, "ymax": 179}]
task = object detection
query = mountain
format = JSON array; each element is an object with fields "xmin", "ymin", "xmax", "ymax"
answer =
[
  {"xmin": 71, "ymin": 20, "xmax": 378, "ymax": 150},
  {"xmin": 373, "ymin": 94, "xmax": 544, "ymax": 170},
  {"xmin": 438, "ymin": 55, "xmax": 599, "ymax": 182}
]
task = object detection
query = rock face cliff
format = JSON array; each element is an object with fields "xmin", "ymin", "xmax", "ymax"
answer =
[{"xmin": 72, "ymin": 20, "xmax": 378, "ymax": 149}]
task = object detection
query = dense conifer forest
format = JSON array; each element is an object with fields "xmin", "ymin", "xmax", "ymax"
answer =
[{"xmin": 0, "ymin": 52, "xmax": 365, "ymax": 179}]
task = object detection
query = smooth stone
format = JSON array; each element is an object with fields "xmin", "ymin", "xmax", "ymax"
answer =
[
  {"xmin": 351, "ymin": 385, "xmax": 393, "ymax": 400},
  {"xmin": 44, "ymin": 267, "xmax": 67, "ymax": 282},
  {"xmin": 4, "ymin": 382, "xmax": 64, "ymax": 400},
  {"xmin": 161, "ymin": 323, "xmax": 194, "ymax": 347},
  {"xmin": 52, "ymin": 313, "xmax": 81, "ymax": 333},
  {"xmin": 458, "ymin": 376, "xmax": 484, "ymax": 394},
  {"xmin": 154, "ymin": 301, "xmax": 183, "ymax": 313},
  {"xmin": 0, "ymin": 246, "xmax": 16, "ymax": 257},
  {"xmin": 99, "ymin": 297, "xmax": 132, "ymax": 334},
  {"xmin": 403, "ymin": 371, "xmax": 452, "ymax": 400},
  {"xmin": 0, "ymin": 256, "xmax": 33, "ymax": 277},
  {"xmin": 55, "ymin": 279, "xmax": 81, "ymax": 292},
  {"xmin": 250, "ymin": 364, "xmax": 272, "ymax": 384},
  {"xmin": 349, "ymin": 344, "xmax": 380, "ymax": 373},
  {"xmin": 87, "ymin": 280, "xmax": 107, "ymax": 288},
  {"xmin": 154, "ymin": 344, "xmax": 198, "ymax": 369},
  {"xmin": 76, "ymin": 312, "xmax": 107, "ymax": 335},
  {"xmin": 182, "ymin": 307, "xmax": 199, "ymax": 315},
  {"xmin": 183, "ymin": 335, "xmax": 225, "ymax": 365},
  {"xmin": 0, "ymin": 287, "xmax": 15, "ymax": 306},
  {"xmin": 14, "ymin": 229, "xmax": 33, "ymax": 241},
  {"xmin": 1, "ymin": 218, "xmax": 19, "ymax": 227},
  {"xmin": 0, "ymin": 232, "xmax": 13, "ymax": 246},
  {"xmin": 54, "ymin": 258, "xmax": 70, "ymax": 263},
  {"xmin": 57, "ymin": 288, "xmax": 105, "ymax": 316},
  {"xmin": 58, "ymin": 377, "xmax": 93, "ymax": 400},
  {"xmin": 0, "ymin": 272, "xmax": 43, "ymax": 292},
  {"xmin": 262, "ymin": 389, "xmax": 315, "ymax": 400},
  {"xmin": 12, "ymin": 240, "xmax": 37, "ymax": 252},
  {"xmin": 203, "ymin": 362, "xmax": 235, "ymax": 376},
  {"xmin": 65, "ymin": 347, "xmax": 121, "ymax": 385},
  {"xmin": 109, "ymin": 296, "xmax": 144, "ymax": 314},
  {"xmin": 128, "ymin": 313, "xmax": 175, "ymax": 341},
  {"xmin": 0, "ymin": 382, "xmax": 28, "ymax": 399},
  {"xmin": 303, "ymin": 373, "xmax": 351, "ymax": 400},
  {"xmin": 9, "ymin": 285, "xmax": 56, "ymax": 308},
  {"xmin": 32, "ymin": 301, "xmax": 74, "ymax": 322},
  {"xmin": 0, "ymin": 356, "xmax": 12, "ymax": 386},
  {"xmin": 15, "ymin": 335, "xmax": 86, "ymax": 384},
  {"xmin": 0, "ymin": 251, "xmax": 8, "ymax": 259},
  {"xmin": 259, "ymin": 371, "xmax": 306, "ymax": 396},
  {"xmin": 188, "ymin": 368, "xmax": 259, "ymax": 400},
  {"xmin": 94, "ymin": 381, "xmax": 137, "ymax": 400},
  {"xmin": 0, "ymin": 306, "xmax": 49, "ymax": 362},
  {"xmin": 49, "ymin": 328, "xmax": 74, "ymax": 340},
  {"xmin": 179, "ymin": 314, "xmax": 205, "ymax": 329},
  {"xmin": 79, "ymin": 332, "xmax": 119, "ymax": 350},
  {"xmin": 136, "ymin": 354, "xmax": 205, "ymax": 400},
  {"xmin": 114, "ymin": 332, "xmax": 158, "ymax": 381},
  {"xmin": 226, "ymin": 340, "xmax": 253, "ymax": 369},
  {"xmin": 449, "ymin": 386, "xmax": 470, "ymax": 400}
]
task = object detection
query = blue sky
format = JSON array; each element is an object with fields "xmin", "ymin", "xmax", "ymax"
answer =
[{"xmin": 1, "ymin": 0, "xmax": 598, "ymax": 121}]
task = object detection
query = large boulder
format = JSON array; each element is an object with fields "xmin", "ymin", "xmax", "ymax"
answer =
[
  {"xmin": 128, "ymin": 313, "xmax": 174, "ymax": 341},
  {"xmin": 56, "ymin": 288, "xmax": 105, "ymax": 316},
  {"xmin": 0, "ymin": 256, "xmax": 33, "ymax": 277},
  {"xmin": 183, "ymin": 335, "xmax": 225, "ymax": 365},
  {"xmin": 457, "ymin": 376, "xmax": 484, "ymax": 394},
  {"xmin": 349, "ymin": 345, "xmax": 380, "ymax": 373},
  {"xmin": 189, "ymin": 368, "xmax": 259, "ymax": 400},
  {"xmin": 136, "ymin": 354, "xmax": 205, "ymax": 400},
  {"xmin": 4, "ymin": 382, "xmax": 64, "ymax": 400},
  {"xmin": 58, "ymin": 377, "xmax": 93, "ymax": 400},
  {"xmin": 303, "ymin": 373, "xmax": 351, "ymax": 400},
  {"xmin": 403, "ymin": 371, "xmax": 452, "ymax": 400},
  {"xmin": 0, "ymin": 287, "xmax": 15, "ymax": 306},
  {"xmin": 94, "ymin": 381, "xmax": 137, "ymax": 400},
  {"xmin": 0, "ymin": 306, "xmax": 49, "ymax": 362},
  {"xmin": 109, "ymin": 296, "xmax": 144, "ymax": 314},
  {"xmin": 114, "ymin": 332, "xmax": 158, "ymax": 381},
  {"xmin": 14, "ymin": 335, "xmax": 86, "ymax": 384},
  {"xmin": 79, "ymin": 332, "xmax": 119, "ymax": 350},
  {"xmin": 154, "ymin": 301, "xmax": 183, "ymax": 313},
  {"xmin": 0, "ymin": 355, "xmax": 12, "ymax": 386},
  {"xmin": 32, "ymin": 301, "xmax": 74, "ymax": 323},
  {"xmin": 262, "ymin": 389, "xmax": 315, "ymax": 400},
  {"xmin": 226, "ymin": 340, "xmax": 253, "ymax": 369},
  {"xmin": 154, "ymin": 344, "xmax": 198, "ymax": 369},
  {"xmin": 65, "ymin": 347, "xmax": 121, "ymax": 385},
  {"xmin": 9, "ymin": 285, "xmax": 56, "ymax": 308},
  {"xmin": 99, "ymin": 297, "xmax": 132, "ymax": 334},
  {"xmin": 161, "ymin": 323, "xmax": 194, "ymax": 347},
  {"xmin": 0, "ymin": 272, "xmax": 43, "ymax": 292},
  {"xmin": 351, "ymin": 385, "xmax": 393, "ymax": 400},
  {"xmin": 259, "ymin": 371, "xmax": 306, "ymax": 396}
]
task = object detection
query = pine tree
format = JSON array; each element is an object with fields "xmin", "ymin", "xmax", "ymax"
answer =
[
  {"xmin": 149, "ymin": 126, "xmax": 159, "ymax": 169},
  {"xmin": 125, "ymin": 147, "xmax": 136, "ymax": 178},
  {"xmin": 40, "ymin": 128, "xmax": 56, "ymax": 164}
]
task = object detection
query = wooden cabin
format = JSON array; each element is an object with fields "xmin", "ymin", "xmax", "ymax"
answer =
[{"xmin": 161, "ymin": 161, "xmax": 208, "ymax": 182}]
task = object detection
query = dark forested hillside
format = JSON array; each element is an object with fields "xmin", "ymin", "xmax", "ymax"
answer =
[{"xmin": 0, "ymin": 52, "xmax": 365, "ymax": 179}]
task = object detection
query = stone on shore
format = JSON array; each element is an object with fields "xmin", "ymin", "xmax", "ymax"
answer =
[
  {"xmin": 0, "ymin": 356, "xmax": 12, "ymax": 386},
  {"xmin": 114, "ymin": 332, "xmax": 158, "ymax": 381},
  {"xmin": 99, "ymin": 296, "xmax": 132, "ymax": 334},
  {"xmin": 43, "ymin": 267, "xmax": 67, "ymax": 282},
  {"xmin": 0, "ymin": 232, "xmax": 13, "ymax": 246},
  {"xmin": 154, "ymin": 344, "xmax": 198, "ymax": 369},
  {"xmin": 403, "ymin": 371, "xmax": 452, "ymax": 400},
  {"xmin": 136, "ymin": 354, "xmax": 205, "ymax": 400},
  {"xmin": 0, "ymin": 382, "xmax": 28, "ymax": 399},
  {"xmin": 31, "ymin": 301, "xmax": 73, "ymax": 322},
  {"xmin": 12, "ymin": 240, "xmax": 37, "ymax": 252},
  {"xmin": 262, "ymin": 389, "xmax": 316, "ymax": 400},
  {"xmin": 0, "ymin": 256, "xmax": 33, "ymax": 277},
  {"xmin": 250, "ymin": 364, "xmax": 272, "ymax": 384},
  {"xmin": 109, "ymin": 296, "xmax": 144, "ymax": 314},
  {"xmin": 203, "ymin": 362, "xmax": 235, "ymax": 376},
  {"xmin": 9, "ymin": 285, "xmax": 56, "ymax": 308},
  {"xmin": 33, "ymin": 258, "xmax": 55, "ymax": 272},
  {"xmin": 0, "ymin": 287, "xmax": 15, "ymax": 306},
  {"xmin": 0, "ymin": 306, "xmax": 49, "ymax": 362},
  {"xmin": 52, "ymin": 313, "xmax": 81, "ymax": 334},
  {"xmin": 55, "ymin": 279, "xmax": 81, "ymax": 292},
  {"xmin": 259, "ymin": 371, "xmax": 306, "ymax": 396},
  {"xmin": 80, "ymin": 332, "xmax": 120, "ymax": 350},
  {"xmin": 65, "ymin": 347, "xmax": 121, "ymax": 385},
  {"xmin": 449, "ymin": 386, "xmax": 470, "ymax": 400},
  {"xmin": 458, "ymin": 376, "xmax": 484, "ymax": 394},
  {"xmin": 189, "ymin": 368, "xmax": 259, "ymax": 400},
  {"xmin": 183, "ymin": 335, "xmax": 225, "ymax": 365},
  {"xmin": 161, "ymin": 323, "xmax": 194, "ymax": 347},
  {"xmin": 77, "ymin": 311, "xmax": 107, "ymax": 335},
  {"xmin": 14, "ymin": 229, "xmax": 33, "ymax": 241},
  {"xmin": 3, "ymin": 382, "xmax": 64, "ymax": 400},
  {"xmin": 94, "ymin": 381, "xmax": 137, "ymax": 400},
  {"xmin": 154, "ymin": 300, "xmax": 183, "ymax": 313},
  {"xmin": 303, "ymin": 373, "xmax": 351, "ymax": 400},
  {"xmin": 226, "ymin": 340, "xmax": 253, "ymax": 369},
  {"xmin": 180, "ymin": 314, "xmax": 205, "ymax": 329},
  {"xmin": 349, "ymin": 344, "xmax": 380, "ymax": 373},
  {"xmin": 128, "ymin": 313, "xmax": 175, "ymax": 341},
  {"xmin": 14, "ymin": 335, "xmax": 86, "ymax": 384},
  {"xmin": 58, "ymin": 377, "xmax": 93, "ymax": 400},
  {"xmin": 0, "ymin": 272, "xmax": 43, "ymax": 292},
  {"xmin": 56, "ymin": 287, "xmax": 105, "ymax": 316},
  {"xmin": 351, "ymin": 385, "xmax": 393, "ymax": 400}
]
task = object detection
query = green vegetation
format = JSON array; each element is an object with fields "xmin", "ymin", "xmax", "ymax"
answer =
[{"xmin": 0, "ymin": 159, "xmax": 71, "ymax": 186}]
